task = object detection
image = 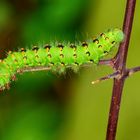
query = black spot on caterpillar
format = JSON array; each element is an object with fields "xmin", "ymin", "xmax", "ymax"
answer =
[
  {"xmin": 82, "ymin": 42, "xmax": 88, "ymax": 47},
  {"xmin": 32, "ymin": 46, "xmax": 39, "ymax": 51},
  {"xmin": 0, "ymin": 28, "xmax": 124, "ymax": 90}
]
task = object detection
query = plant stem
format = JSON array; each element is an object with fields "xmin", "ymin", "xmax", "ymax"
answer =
[{"xmin": 106, "ymin": 0, "xmax": 136, "ymax": 140}]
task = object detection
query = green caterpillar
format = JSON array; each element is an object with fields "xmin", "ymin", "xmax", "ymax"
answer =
[{"xmin": 0, "ymin": 28, "xmax": 124, "ymax": 90}]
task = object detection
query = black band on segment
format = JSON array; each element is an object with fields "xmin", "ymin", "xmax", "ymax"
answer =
[
  {"xmin": 73, "ymin": 54, "xmax": 77, "ymax": 58},
  {"xmin": 32, "ymin": 46, "xmax": 39, "ymax": 51},
  {"xmin": 75, "ymin": 62, "xmax": 79, "ymax": 65},
  {"xmin": 86, "ymin": 51, "xmax": 90, "ymax": 56},
  {"xmin": 61, "ymin": 62, "xmax": 65, "ymax": 66},
  {"xmin": 111, "ymin": 41, "xmax": 116, "ymax": 44},
  {"xmin": 98, "ymin": 45, "xmax": 102, "ymax": 48},
  {"xmin": 93, "ymin": 39, "xmax": 99, "ymax": 44},
  {"xmin": 57, "ymin": 43, "xmax": 64, "ymax": 49},
  {"xmin": 60, "ymin": 54, "xmax": 64, "ymax": 58},
  {"xmin": 104, "ymin": 51, "xmax": 108, "ymax": 54},
  {"xmin": 105, "ymin": 37, "xmax": 109, "ymax": 40},
  {"xmin": 20, "ymin": 48, "xmax": 26, "ymax": 52},
  {"xmin": 90, "ymin": 59, "xmax": 94, "ymax": 62},
  {"xmin": 44, "ymin": 44, "xmax": 51, "ymax": 50},
  {"xmin": 50, "ymin": 62, "xmax": 54, "ymax": 65},
  {"xmin": 47, "ymin": 54, "xmax": 52, "ymax": 58},
  {"xmin": 23, "ymin": 56, "xmax": 27, "ymax": 59},
  {"xmin": 70, "ymin": 44, "xmax": 77, "ymax": 49},
  {"xmin": 82, "ymin": 42, "xmax": 88, "ymax": 47},
  {"xmin": 100, "ymin": 33, "xmax": 105, "ymax": 37}
]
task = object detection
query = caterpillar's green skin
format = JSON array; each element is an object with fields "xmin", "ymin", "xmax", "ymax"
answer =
[{"xmin": 0, "ymin": 28, "xmax": 124, "ymax": 90}]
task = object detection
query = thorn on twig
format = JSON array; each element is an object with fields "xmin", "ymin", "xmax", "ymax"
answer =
[
  {"xmin": 128, "ymin": 66, "xmax": 140, "ymax": 76},
  {"xmin": 91, "ymin": 71, "xmax": 120, "ymax": 84}
]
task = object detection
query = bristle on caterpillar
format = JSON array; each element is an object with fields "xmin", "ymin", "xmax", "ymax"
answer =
[{"xmin": 0, "ymin": 28, "xmax": 124, "ymax": 91}]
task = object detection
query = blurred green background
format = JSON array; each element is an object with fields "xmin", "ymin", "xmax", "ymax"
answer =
[{"xmin": 0, "ymin": 0, "xmax": 140, "ymax": 140}]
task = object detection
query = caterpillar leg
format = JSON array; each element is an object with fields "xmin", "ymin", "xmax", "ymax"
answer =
[{"xmin": 70, "ymin": 64, "xmax": 80, "ymax": 73}]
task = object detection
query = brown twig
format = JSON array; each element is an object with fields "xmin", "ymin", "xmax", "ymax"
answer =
[
  {"xmin": 106, "ymin": 0, "xmax": 136, "ymax": 140},
  {"xmin": 19, "ymin": 66, "xmax": 51, "ymax": 73},
  {"xmin": 99, "ymin": 59, "xmax": 114, "ymax": 66}
]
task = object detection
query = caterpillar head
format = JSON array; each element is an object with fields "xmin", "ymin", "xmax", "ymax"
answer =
[
  {"xmin": 109, "ymin": 28, "xmax": 124, "ymax": 43},
  {"xmin": 95, "ymin": 28, "xmax": 124, "ymax": 58}
]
